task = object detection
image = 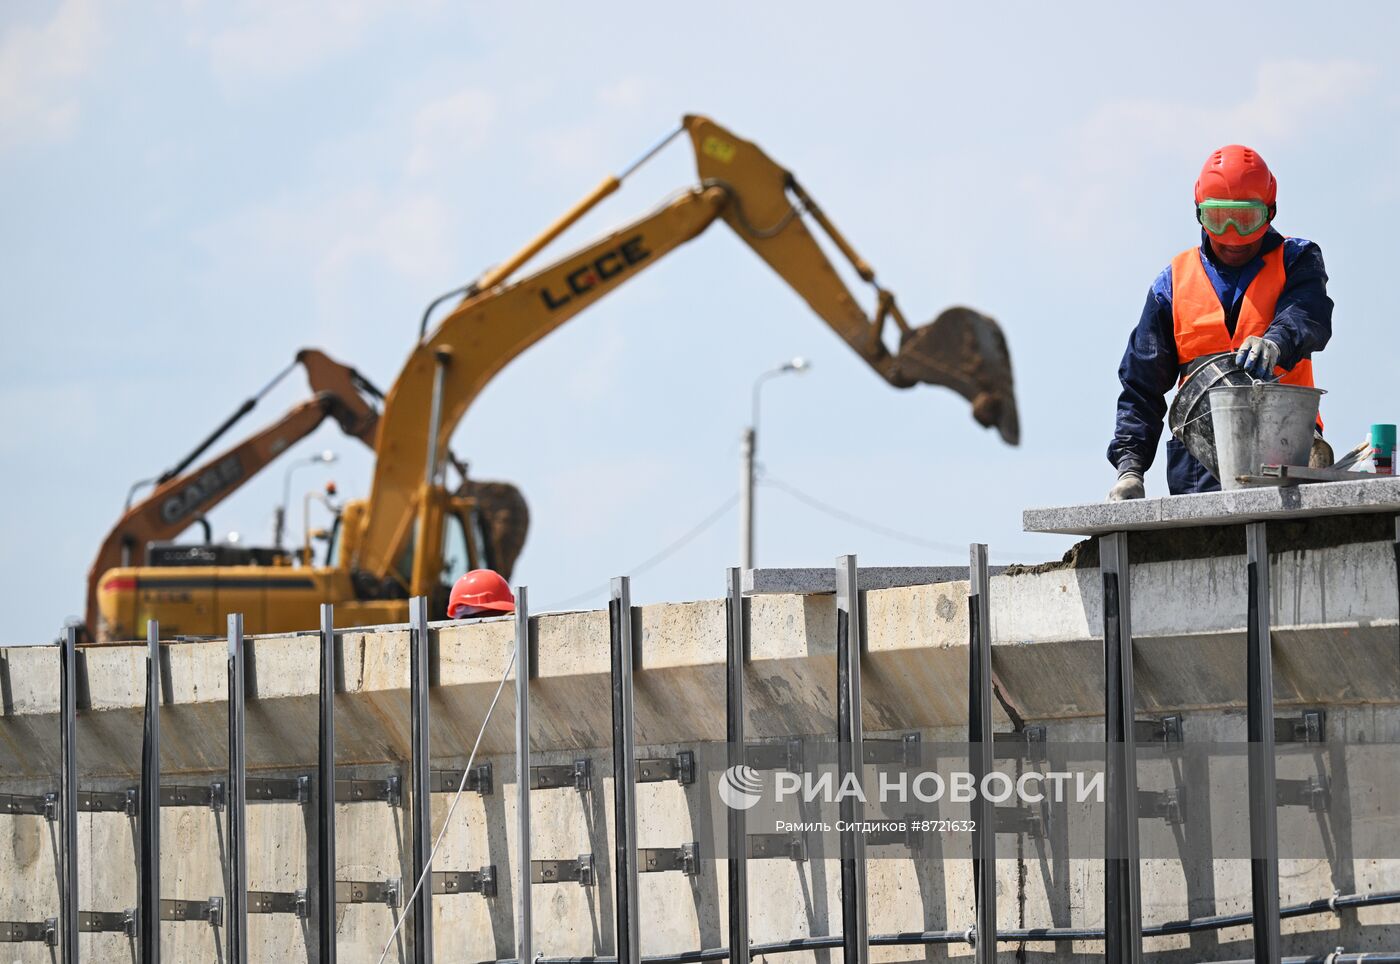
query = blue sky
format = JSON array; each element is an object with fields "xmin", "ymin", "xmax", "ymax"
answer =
[{"xmin": 3, "ymin": 2, "xmax": 1398, "ymax": 643}]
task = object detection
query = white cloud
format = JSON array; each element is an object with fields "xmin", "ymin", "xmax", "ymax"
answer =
[
  {"xmin": 406, "ymin": 88, "xmax": 496, "ymax": 176},
  {"xmin": 598, "ymin": 77, "xmax": 647, "ymax": 110},
  {"xmin": 1074, "ymin": 60, "xmax": 1376, "ymax": 162},
  {"xmin": 1022, "ymin": 59, "xmax": 1377, "ymax": 242},
  {"xmin": 187, "ymin": 0, "xmax": 428, "ymax": 91},
  {"xmin": 196, "ymin": 184, "xmax": 454, "ymax": 318},
  {"xmin": 0, "ymin": 0, "xmax": 102, "ymax": 151},
  {"xmin": 535, "ymin": 121, "xmax": 610, "ymax": 177}
]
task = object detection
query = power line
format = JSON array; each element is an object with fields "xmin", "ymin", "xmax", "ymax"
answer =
[
  {"xmin": 761, "ymin": 475, "xmax": 1041, "ymax": 560},
  {"xmin": 541, "ymin": 492, "xmax": 740, "ymax": 610}
]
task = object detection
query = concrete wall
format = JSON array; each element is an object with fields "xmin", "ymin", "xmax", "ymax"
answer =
[{"xmin": 1, "ymin": 529, "xmax": 1398, "ymax": 963}]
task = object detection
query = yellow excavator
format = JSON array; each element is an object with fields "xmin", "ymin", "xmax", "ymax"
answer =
[
  {"xmin": 86, "ymin": 349, "xmax": 528, "ymax": 641},
  {"xmin": 92, "ymin": 114, "xmax": 1019, "ymax": 641}
]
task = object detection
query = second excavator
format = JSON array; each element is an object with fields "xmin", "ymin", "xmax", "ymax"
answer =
[{"xmin": 92, "ymin": 114, "xmax": 1018, "ymax": 641}]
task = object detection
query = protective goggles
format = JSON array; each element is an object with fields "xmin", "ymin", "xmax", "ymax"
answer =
[{"xmin": 1197, "ymin": 198, "xmax": 1271, "ymax": 238}]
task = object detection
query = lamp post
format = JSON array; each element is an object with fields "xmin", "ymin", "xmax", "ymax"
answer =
[
  {"xmin": 741, "ymin": 357, "xmax": 810, "ymax": 571},
  {"xmin": 274, "ymin": 450, "xmax": 337, "ymax": 549}
]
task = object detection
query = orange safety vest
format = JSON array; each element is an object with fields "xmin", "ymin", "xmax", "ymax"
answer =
[
  {"xmin": 1171, "ymin": 243, "xmax": 1320, "ymax": 428},
  {"xmin": 1171, "ymin": 244, "xmax": 1315, "ymax": 386}
]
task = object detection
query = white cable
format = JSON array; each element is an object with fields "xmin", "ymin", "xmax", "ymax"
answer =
[{"xmin": 375, "ymin": 642, "xmax": 518, "ymax": 964}]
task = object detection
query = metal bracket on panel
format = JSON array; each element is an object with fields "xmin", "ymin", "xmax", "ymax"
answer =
[
  {"xmin": 248, "ymin": 890, "xmax": 308, "ymax": 918},
  {"xmin": 0, "ymin": 792, "xmax": 56, "ymax": 820},
  {"xmin": 432, "ymin": 867, "xmax": 497, "ymax": 897},
  {"xmin": 160, "ymin": 897, "xmax": 223, "ymax": 927},
  {"xmin": 1275, "ymin": 710, "xmax": 1326, "ymax": 744},
  {"xmin": 864, "ymin": 816, "xmax": 924, "ymax": 852},
  {"xmin": 78, "ymin": 910, "xmax": 136, "ymax": 936},
  {"xmin": 431, "ymin": 763, "xmax": 492, "ymax": 796},
  {"xmin": 636, "ymin": 750, "xmax": 695, "ymax": 786},
  {"xmin": 335, "ymin": 775, "xmax": 402, "ymax": 805},
  {"xmin": 531, "ymin": 855, "xmax": 594, "ymax": 887},
  {"xmin": 1138, "ymin": 788, "xmax": 1186, "ymax": 826},
  {"xmin": 77, "ymin": 788, "xmax": 137, "ymax": 815},
  {"xmin": 335, "ymin": 879, "xmax": 400, "ymax": 909},
  {"xmin": 994, "ymin": 725, "xmax": 1048, "ymax": 762},
  {"xmin": 1135, "ymin": 715, "xmax": 1185, "ymax": 749},
  {"xmin": 160, "ymin": 782, "xmax": 226, "ymax": 811},
  {"xmin": 0, "ymin": 920, "xmax": 57, "ymax": 945},
  {"xmin": 639, "ymin": 842, "xmax": 700, "ymax": 877},
  {"xmin": 246, "ymin": 775, "xmax": 311, "ymax": 805},
  {"xmin": 746, "ymin": 833, "xmax": 808, "ymax": 861},
  {"xmin": 745, "ymin": 739, "xmax": 804, "ymax": 773},
  {"xmin": 995, "ymin": 805, "xmax": 1047, "ymax": 839},
  {"xmin": 1277, "ymin": 775, "xmax": 1330, "ymax": 813},
  {"xmin": 530, "ymin": 758, "xmax": 591, "ymax": 792},
  {"xmin": 864, "ymin": 733, "xmax": 921, "ymax": 767}
]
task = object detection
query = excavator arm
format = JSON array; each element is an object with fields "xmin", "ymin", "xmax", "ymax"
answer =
[
  {"xmin": 352, "ymin": 114, "xmax": 1018, "ymax": 587},
  {"xmin": 684, "ymin": 116, "xmax": 1019, "ymax": 435},
  {"xmin": 84, "ymin": 349, "xmax": 381, "ymax": 638}
]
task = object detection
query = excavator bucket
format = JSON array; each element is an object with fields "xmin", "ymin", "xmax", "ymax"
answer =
[
  {"xmin": 461, "ymin": 478, "xmax": 530, "ymax": 579},
  {"xmin": 891, "ymin": 306, "xmax": 1020, "ymax": 446}
]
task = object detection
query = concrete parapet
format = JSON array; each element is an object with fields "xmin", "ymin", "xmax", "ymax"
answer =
[{"xmin": 1, "ymin": 521, "xmax": 1397, "ymax": 961}]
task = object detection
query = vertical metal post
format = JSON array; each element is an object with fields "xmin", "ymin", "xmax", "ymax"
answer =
[
  {"xmin": 740, "ymin": 427, "xmax": 755, "ymax": 571},
  {"xmin": 140, "ymin": 621, "xmax": 162, "ymax": 964},
  {"xmin": 1393, "ymin": 517, "xmax": 1399, "ymax": 646},
  {"xmin": 58, "ymin": 625, "xmax": 79, "ymax": 964},
  {"xmin": 1100, "ymin": 532, "xmax": 1142, "ymax": 964},
  {"xmin": 724, "ymin": 567, "xmax": 750, "ymax": 964},
  {"xmin": 226, "ymin": 614, "xmax": 249, "ymax": 964},
  {"xmin": 609, "ymin": 577, "xmax": 640, "ymax": 964},
  {"xmin": 835, "ymin": 555, "xmax": 868, "ymax": 963},
  {"xmin": 1245, "ymin": 523, "xmax": 1280, "ymax": 964},
  {"xmin": 514, "ymin": 586, "xmax": 533, "ymax": 964},
  {"xmin": 409, "ymin": 596, "xmax": 434, "ymax": 964},
  {"xmin": 317, "ymin": 604, "xmax": 337, "ymax": 964},
  {"xmin": 968, "ymin": 545, "xmax": 996, "ymax": 963}
]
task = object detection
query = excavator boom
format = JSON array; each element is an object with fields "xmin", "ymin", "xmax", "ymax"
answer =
[{"xmin": 352, "ymin": 115, "xmax": 1019, "ymax": 586}]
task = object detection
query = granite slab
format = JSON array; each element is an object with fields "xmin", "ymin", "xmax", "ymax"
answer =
[{"xmin": 1023, "ymin": 476, "xmax": 1400, "ymax": 536}]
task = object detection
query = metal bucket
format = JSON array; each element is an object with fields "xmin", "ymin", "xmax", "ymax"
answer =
[
  {"xmin": 1168, "ymin": 353, "xmax": 1254, "ymax": 479},
  {"xmin": 1208, "ymin": 382, "xmax": 1324, "ymax": 489}
]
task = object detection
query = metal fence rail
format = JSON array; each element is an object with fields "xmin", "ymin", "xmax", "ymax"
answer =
[{"xmin": 22, "ymin": 516, "xmax": 1400, "ymax": 963}]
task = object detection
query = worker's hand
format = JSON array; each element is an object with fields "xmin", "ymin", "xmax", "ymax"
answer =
[
  {"xmin": 1234, "ymin": 335, "xmax": 1281, "ymax": 379},
  {"xmin": 1108, "ymin": 470, "xmax": 1145, "ymax": 502}
]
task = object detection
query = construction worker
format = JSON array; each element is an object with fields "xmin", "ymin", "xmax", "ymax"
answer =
[
  {"xmin": 447, "ymin": 569, "xmax": 516, "ymax": 619},
  {"xmin": 1107, "ymin": 145, "xmax": 1333, "ymax": 500}
]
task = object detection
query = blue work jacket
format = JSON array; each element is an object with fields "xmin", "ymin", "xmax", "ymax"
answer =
[{"xmin": 1108, "ymin": 228, "xmax": 1333, "ymax": 494}]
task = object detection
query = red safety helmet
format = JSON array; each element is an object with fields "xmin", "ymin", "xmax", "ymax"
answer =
[
  {"xmin": 447, "ymin": 569, "xmax": 515, "ymax": 618},
  {"xmin": 1194, "ymin": 145, "xmax": 1277, "ymax": 245}
]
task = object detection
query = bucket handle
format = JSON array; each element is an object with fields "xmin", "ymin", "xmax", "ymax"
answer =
[{"xmin": 1178, "ymin": 375, "xmax": 1281, "ymax": 432}]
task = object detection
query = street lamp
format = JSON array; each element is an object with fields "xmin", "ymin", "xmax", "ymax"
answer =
[
  {"xmin": 741, "ymin": 357, "xmax": 810, "ymax": 570},
  {"xmin": 274, "ymin": 450, "xmax": 337, "ymax": 549}
]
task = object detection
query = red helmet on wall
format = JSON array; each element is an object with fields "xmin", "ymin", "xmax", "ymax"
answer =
[
  {"xmin": 1194, "ymin": 145, "xmax": 1277, "ymax": 245},
  {"xmin": 447, "ymin": 569, "xmax": 515, "ymax": 618}
]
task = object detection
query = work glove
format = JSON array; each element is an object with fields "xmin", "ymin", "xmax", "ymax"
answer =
[
  {"xmin": 1234, "ymin": 335, "xmax": 1281, "ymax": 379},
  {"xmin": 1107, "ymin": 470, "xmax": 1145, "ymax": 502}
]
